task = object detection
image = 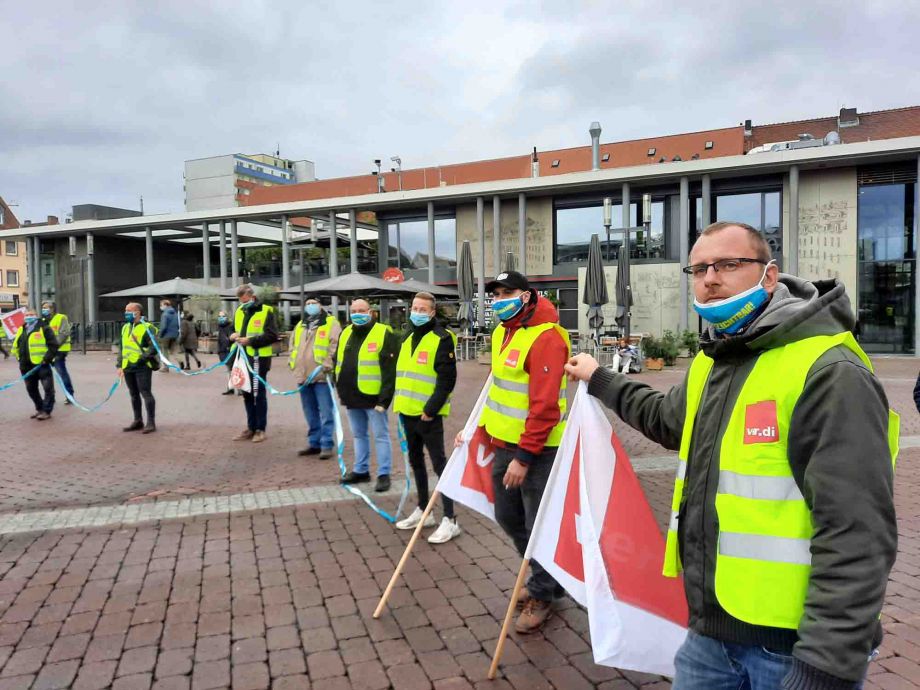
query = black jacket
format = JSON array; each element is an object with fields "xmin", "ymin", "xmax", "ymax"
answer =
[
  {"xmin": 333, "ymin": 321, "xmax": 399, "ymax": 410},
  {"xmin": 914, "ymin": 371, "xmax": 920, "ymax": 414},
  {"xmin": 234, "ymin": 301, "xmax": 279, "ymax": 372},
  {"xmin": 17, "ymin": 321, "xmax": 59, "ymax": 372},
  {"xmin": 217, "ymin": 322, "xmax": 234, "ymax": 358},
  {"xmin": 401, "ymin": 319, "xmax": 457, "ymax": 418},
  {"xmin": 589, "ymin": 276, "xmax": 896, "ymax": 690}
]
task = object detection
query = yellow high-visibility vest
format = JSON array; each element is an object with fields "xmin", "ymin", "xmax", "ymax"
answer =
[
  {"xmin": 479, "ymin": 322, "xmax": 570, "ymax": 446},
  {"xmin": 234, "ymin": 304, "xmax": 274, "ymax": 357},
  {"xmin": 663, "ymin": 331, "xmax": 899, "ymax": 629},
  {"xmin": 394, "ymin": 329, "xmax": 457, "ymax": 416},
  {"xmin": 335, "ymin": 322, "xmax": 391, "ymax": 396},
  {"xmin": 289, "ymin": 314, "xmax": 337, "ymax": 369},
  {"xmin": 120, "ymin": 322, "xmax": 157, "ymax": 370},
  {"xmin": 12, "ymin": 326, "xmax": 48, "ymax": 365},
  {"xmin": 49, "ymin": 313, "xmax": 71, "ymax": 353}
]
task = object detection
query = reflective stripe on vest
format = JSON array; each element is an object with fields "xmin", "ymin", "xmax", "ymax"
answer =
[
  {"xmin": 234, "ymin": 304, "xmax": 274, "ymax": 357},
  {"xmin": 394, "ymin": 329, "xmax": 457, "ymax": 417},
  {"xmin": 121, "ymin": 323, "xmax": 154, "ymax": 369},
  {"xmin": 479, "ymin": 322, "xmax": 570, "ymax": 446},
  {"xmin": 12, "ymin": 327, "xmax": 48, "ymax": 365},
  {"xmin": 288, "ymin": 315, "xmax": 336, "ymax": 369},
  {"xmin": 49, "ymin": 313, "xmax": 71, "ymax": 352},
  {"xmin": 662, "ymin": 331, "xmax": 899, "ymax": 630},
  {"xmin": 335, "ymin": 322, "xmax": 391, "ymax": 396}
]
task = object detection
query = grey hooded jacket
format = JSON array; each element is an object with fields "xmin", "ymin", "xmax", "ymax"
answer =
[{"xmin": 587, "ymin": 275, "xmax": 896, "ymax": 690}]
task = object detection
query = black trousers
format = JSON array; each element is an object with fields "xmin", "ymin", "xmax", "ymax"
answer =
[
  {"xmin": 183, "ymin": 348, "xmax": 201, "ymax": 369},
  {"xmin": 400, "ymin": 414, "xmax": 454, "ymax": 518},
  {"xmin": 124, "ymin": 367, "xmax": 155, "ymax": 423},
  {"xmin": 492, "ymin": 445, "xmax": 563, "ymax": 602},
  {"xmin": 242, "ymin": 359, "xmax": 268, "ymax": 432},
  {"xmin": 24, "ymin": 364, "xmax": 54, "ymax": 413}
]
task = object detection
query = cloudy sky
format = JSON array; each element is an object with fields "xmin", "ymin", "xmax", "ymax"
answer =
[{"xmin": 1, "ymin": 1, "xmax": 917, "ymax": 222}]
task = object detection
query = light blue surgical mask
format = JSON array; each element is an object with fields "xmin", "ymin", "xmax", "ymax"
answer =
[
  {"xmin": 24, "ymin": 316, "xmax": 38, "ymax": 328},
  {"xmin": 493, "ymin": 296, "xmax": 525, "ymax": 321},
  {"xmin": 693, "ymin": 261, "xmax": 774, "ymax": 334},
  {"xmin": 124, "ymin": 312, "xmax": 136, "ymax": 324},
  {"xmin": 409, "ymin": 312, "xmax": 431, "ymax": 327},
  {"xmin": 350, "ymin": 313, "xmax": 371, "ymax": 326},
  {"xmin": 305, "ymin": 304, "xmax": 321, "ymax": 317},
  {"xmin": 40, "ymin": 308, "xmax": 51, "ymax": 317},
  {"xmin": 218, "ymin": 316, "xmax": 228, "ymax": 325}
]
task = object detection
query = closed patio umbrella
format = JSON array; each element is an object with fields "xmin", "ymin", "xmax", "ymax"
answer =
[
  {"xmin": 503, "ymin": 252, "xmax": 516, "ymax": 273},
  {"xmin": 583, "ymin": 234, "xmax": 608, "ymax": 346},
  {"xmin": 457, "ymin": 241, "xmax": 475, "ymax": 330},
  {"xmin": 615, "ymin": 238, "xmax": 632, "ymax": 338}
]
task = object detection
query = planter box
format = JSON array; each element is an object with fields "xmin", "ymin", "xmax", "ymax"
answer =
[
  {"xmin": 645, "ymin": 357, "xmax": 664, "ymax": 371},
  {"xmin": 478, "ymin": 352, "xmax": 491, "ymax": 365}
]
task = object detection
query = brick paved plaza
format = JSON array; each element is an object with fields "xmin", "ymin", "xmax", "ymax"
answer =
[{"xmin": 0, "ymin": 351, "xmax": 917, "ymax": 688}]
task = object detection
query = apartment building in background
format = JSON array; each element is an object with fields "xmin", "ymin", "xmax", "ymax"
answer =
[
  {"xmin": 0, "ymin": 198, "xmax": 29, "ymax": 309},
  {"xmin": 184, "ymin": 152, "xmax": 315, "ymax": 211}
]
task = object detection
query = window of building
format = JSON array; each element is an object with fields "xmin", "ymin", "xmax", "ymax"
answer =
[
  {"xmin": 2, "ymin": 241, "xmax": 13, "ymax": 256},
  {"xmin": 386, "ymin": 217, "xmax": 456, "ymax": 270},
  {"xmin": 555, "ymin": 199, "xmax": 664, "ymax": 262},
  {"xmin": 7, "ymin": 270, "xmax": 18, "ymax": 287},
  {"xmin": 556, "ymin": 288, "xmax": 578, "ymax": 329},
  {"xmin": 0, "ymin": 208, "xmax": 4, "ymax": 225},
  {"xmin": 711, "ymin": 190, "xmax": 782, "ymax": 258}
]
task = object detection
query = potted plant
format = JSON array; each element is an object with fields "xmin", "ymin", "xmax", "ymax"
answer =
[
  {"xmin": 660, "ymin": 330, "xmax": 681, "ymax": 366},
  {"xmin": 680, "ymin": 329, "xmax": 700, "ymax": 358},
  {"xmin": 642, "ymin": 335, "xmax": 666, "ymax": 370}
]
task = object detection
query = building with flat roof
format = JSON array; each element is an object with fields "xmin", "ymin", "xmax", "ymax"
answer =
[
  {"xmin": 12, "ymin": 104, "xmax": 920, "ymax": 353},
  {"xmin": 184, "ymin": 153, "xmax": 315, "ymax": 211},
  {"xmin": 0, "ymin": 198, "xmax": 29, "ymax": 310}
]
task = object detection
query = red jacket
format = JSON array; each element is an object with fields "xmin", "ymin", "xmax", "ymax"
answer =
[{"xmin": 488, "ymin": 295, "xmax": 569, "ymax": 463}]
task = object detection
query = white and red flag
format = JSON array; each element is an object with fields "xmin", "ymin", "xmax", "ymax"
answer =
[{"xmin": 528, "ymin": 382, "xmax": 688, "ymax": 675}]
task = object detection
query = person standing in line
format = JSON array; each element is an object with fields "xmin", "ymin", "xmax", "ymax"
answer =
[
  {"xmin": 566, "ymin": 222, "xmax": 897, "ymax": 689},
  {"xmin": 42, "ymin": 301, "xmax": 74, "ymax": 403},
  {"xmin": 158, "ymin": 299, "xmax": 180, "ymax": 372},
  {"xmin": 290, "ymin": 298, "xmax": 341, "ymax": 459},
  {"xmin": 216, "ymin": 310, "xmax": 235, "ymax": 396},
  {"xmin": 118, "ymin": 302, "xmax": 158, "ymax": 434},
  {"xmin": 179, "ymin": 311, "xmax": 202, "ymax": 369},
  {"xmin": 394, "ymin": 292, "xmax": 460, "ymax": 543},
  {"xmin": 230, "ymin": 284, "xmax": 278, "ymax": 443},
  {"xmin": 455, "ymin": 271, "xmax": 571, "ymax": 633},
  {"xmin": 333, "ymin": 298, "xmax": 399, "ymax": 492},
  {"xmin": 13, "ymin": 307, "xmax": 59, "ymax": 420},
  {"xmin": 0, "ymin": 333, "xmax": 9, "ymax": 359}
]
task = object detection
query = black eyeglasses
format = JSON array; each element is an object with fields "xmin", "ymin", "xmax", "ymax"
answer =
[{"xmin": 681, "ymin": 258, "xmax": 766, "ymax": 279}]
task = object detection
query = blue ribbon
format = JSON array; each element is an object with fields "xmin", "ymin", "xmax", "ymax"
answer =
[
  {"xmin": 235, "ymin": 346, "xmax": 318, "ymax": 396},
  {"xmin": 149, "ymin": 335, "xmax": 235, "ymax": 376},
  {"xmin": 53, "ymin": 368, "xmax": 121, "ymax": 412},
  {"xmin": 328, "ymin": 379, "xmax": 412, "ymax": 524},
  {"xmin": 0, "ymin": 364, "xmax": 41, "ymax": 392}
]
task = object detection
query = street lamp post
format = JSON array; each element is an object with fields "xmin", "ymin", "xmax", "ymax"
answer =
[{"xmin": 603, "ymin": 197, "xmax": 612, "ymax": 262}]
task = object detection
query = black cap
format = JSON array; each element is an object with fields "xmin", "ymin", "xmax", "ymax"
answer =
[{"xmin": 485, "ymin": 271, "xmax": 530, "ymax": 293}]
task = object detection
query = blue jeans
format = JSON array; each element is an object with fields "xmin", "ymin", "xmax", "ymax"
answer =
[
  {"xmin": 673, "ymin": 630, "xmax": 864, "ymax": 690},
  {"xmin": 345, "ymin": 407, "xmax": 392, "ymax": 477},
  {"xmin": 299, "ymin": 382, "xmax": 334, "ymax": 449},
  {"xmin": 53, "ymin": 354, "xmax": 74, "ymax": 395}
]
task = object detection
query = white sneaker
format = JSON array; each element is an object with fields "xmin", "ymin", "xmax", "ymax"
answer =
[
  {"xmin": 395, "ymin": 507, "xmax": 436, "ymax": 531},
  {"xmin": 427, "ymin": 517, "xmax": 462, "ymax": 544}
]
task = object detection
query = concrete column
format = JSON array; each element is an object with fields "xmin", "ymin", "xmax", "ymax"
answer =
[
  {"xmin": 349, "ymin": 209, "xmax": 358, "ymax": 272},
  {"xmin": 31, "ymin": 237, "xmax": 40, "ymax": 307},
  {"xmin": 477, "ymin": 197, "xmax": 485, "ymax": 327},
  {"xmin": 788, "ymin": 164, "xmax": 799, "ymax": 275},
  {"xmin": 701, "ymin": 174, "xmax": 712, "ymax": 228},
  {"xmin": 679, "ymin": 177, "xmax": 690, "ymax": 331},
  {"xmin": 86, "ymin": 234, "xmax": 96, "ymax": 323},
  {"xmin": 230, "ymin": 220, "xmax": 239, "ymax": 286},
  {"xmin": 621, "ymin": 182, "xmax": 631, "ymax": 231},
  {"xmin": 492, "ymin": 195, "xmax": 501, "ymax": 277},
  {"xmin": 202, "ymin": 222, "xmax": 210, "ymax": 286},
  {"xmin": 914, "ymin": 155, "xmax": 920, "ymax": 354},
  {"xmin": 218, "ymin": 220, "xmax": 229, "ymax": 312},
  {"xmin": 329, "ymin": 210, "xmax": 339, "ymax": 315},
  {"xmin": 25, "ymin": 237, "xmax": 33, "ymax": 307},
  {"xmin": 281, "ymin": 214, "xmax": 291, "ymax": 327},
  {"xmin": 427, "ymin": 202, "xmax": 435, "ymax": 284},
  {"xmin": 518, "ymin": 193, "xmax": 527, "ymax": 275},
  {"xmin": 145, "ymin": 226, "xmax": 154, "ymax": 318}
]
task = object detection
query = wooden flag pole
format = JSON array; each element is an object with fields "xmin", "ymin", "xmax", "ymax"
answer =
[
  {"xmin": 488, "ymin": 556, "xmax": 530, "ymax": 679},
  {"xmin": 373, "ymin": 489, "xmax": 442, "ymax": 619}
]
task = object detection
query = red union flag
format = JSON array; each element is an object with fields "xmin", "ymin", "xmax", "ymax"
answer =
[
  {"xmin": 527, "ymin": 383, "xmax": 688, "ymax": 676},
  {"xmin": 436, "ymin": 377, "xmax": 497, "ymax": 521}
]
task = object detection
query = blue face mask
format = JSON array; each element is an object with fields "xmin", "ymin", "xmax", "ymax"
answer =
[
  {"xmin": 24, "ymin": 316, "xmax": 38, "ymax": 328},
  {"xmin": 41, "ymin": 309, "xmax": 50, "ymax": 317},
  {"xmin": 693, "ymin": 262, "xmax": 774, "ymax": 334},
  {"xmin": 218, "ymin": 317, "xmax": 228, "ymax": 325},
  {"xmin": 305, "ymin": 304, "xmax": 321, "ymax": 317},
  {"xmin": 124, "ymin": 312, "xmax": 136, "ymax": 324},
  {"xmin": 410, "ymin": 312, "xmax": 431, "ymax": 327},
  {"xmin": 241, "ymin": 299, "xmax": 255, "ymax": 310},
  {"xmin": 493, "ymin": 295, "xmax": 525, "ymax": 321},
  {"xmin": 350, "ymin": 313, "xmax": 371, "ymax": 326}
]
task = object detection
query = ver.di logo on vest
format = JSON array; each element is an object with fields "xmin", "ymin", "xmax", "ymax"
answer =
[
  {"xmin": 504, "ymin": 349, "xmax": 521, "ymax": 368},
  {"xmin": 417, "ymin": 351, "xmax": 428, "ymax": 365},
  {"xmin": 743, "ymin": 400, "xmax": 779, "ymax": 443}
]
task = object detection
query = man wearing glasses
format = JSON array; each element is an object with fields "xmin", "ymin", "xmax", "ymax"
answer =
[{"xmin": 566, "ymin": 221, "xmax": 896, "ymax": 689}]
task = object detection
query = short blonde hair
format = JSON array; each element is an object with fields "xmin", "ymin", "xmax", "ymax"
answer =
[{"xmin": 413, "ymin": 291, "xmax": 436, "ymax": 308}]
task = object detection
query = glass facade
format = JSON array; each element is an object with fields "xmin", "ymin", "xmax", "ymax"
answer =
[
  {"xmin": 857, "ymin": 182, "xmax": 917, "ymax": 353},
  {"xmin": 555, "ymin": 200, "xmax": 664, "ymax": 262},
  {"xmin": 387, "ymin": 218, "xmax": 456, "ymax": 270}
]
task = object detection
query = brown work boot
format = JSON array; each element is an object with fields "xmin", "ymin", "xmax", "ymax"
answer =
[
  {"xmin": 233, "ymin": 429, "xmax": 255, "ymax": 441},
  {"xmin": 515, "ymin": 597, "xmax": 552, "ymax": 634},
  {"xmin": 515, "ymin": 588, "xmax": 531, "ymax": 611},
  {"xmin": 251, "ymin": 431, "xmax": 266, "ymax": 443}
]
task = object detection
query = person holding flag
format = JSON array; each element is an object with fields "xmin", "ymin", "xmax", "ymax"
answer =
[
  {"xmin": 42, "ymin": 301, "xmax": 75, "ymax": 404},
  {"xmin": 459, "ymin": 271, "xmax": 571, "ymax": 634},
  {"xmin": 289, "ymin": 298, "xmax": 341, "ymax": 458},
  {"xmin": 566, "ymin": 222, "xmax": 897, "ymax": 689},
  {"xmin": 13, "ymin": 307, "xmax": 59, "ymax": 420},
  {"xmin": 393, "ymin": 292, "xmax": 459, "ymax": 543}
]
